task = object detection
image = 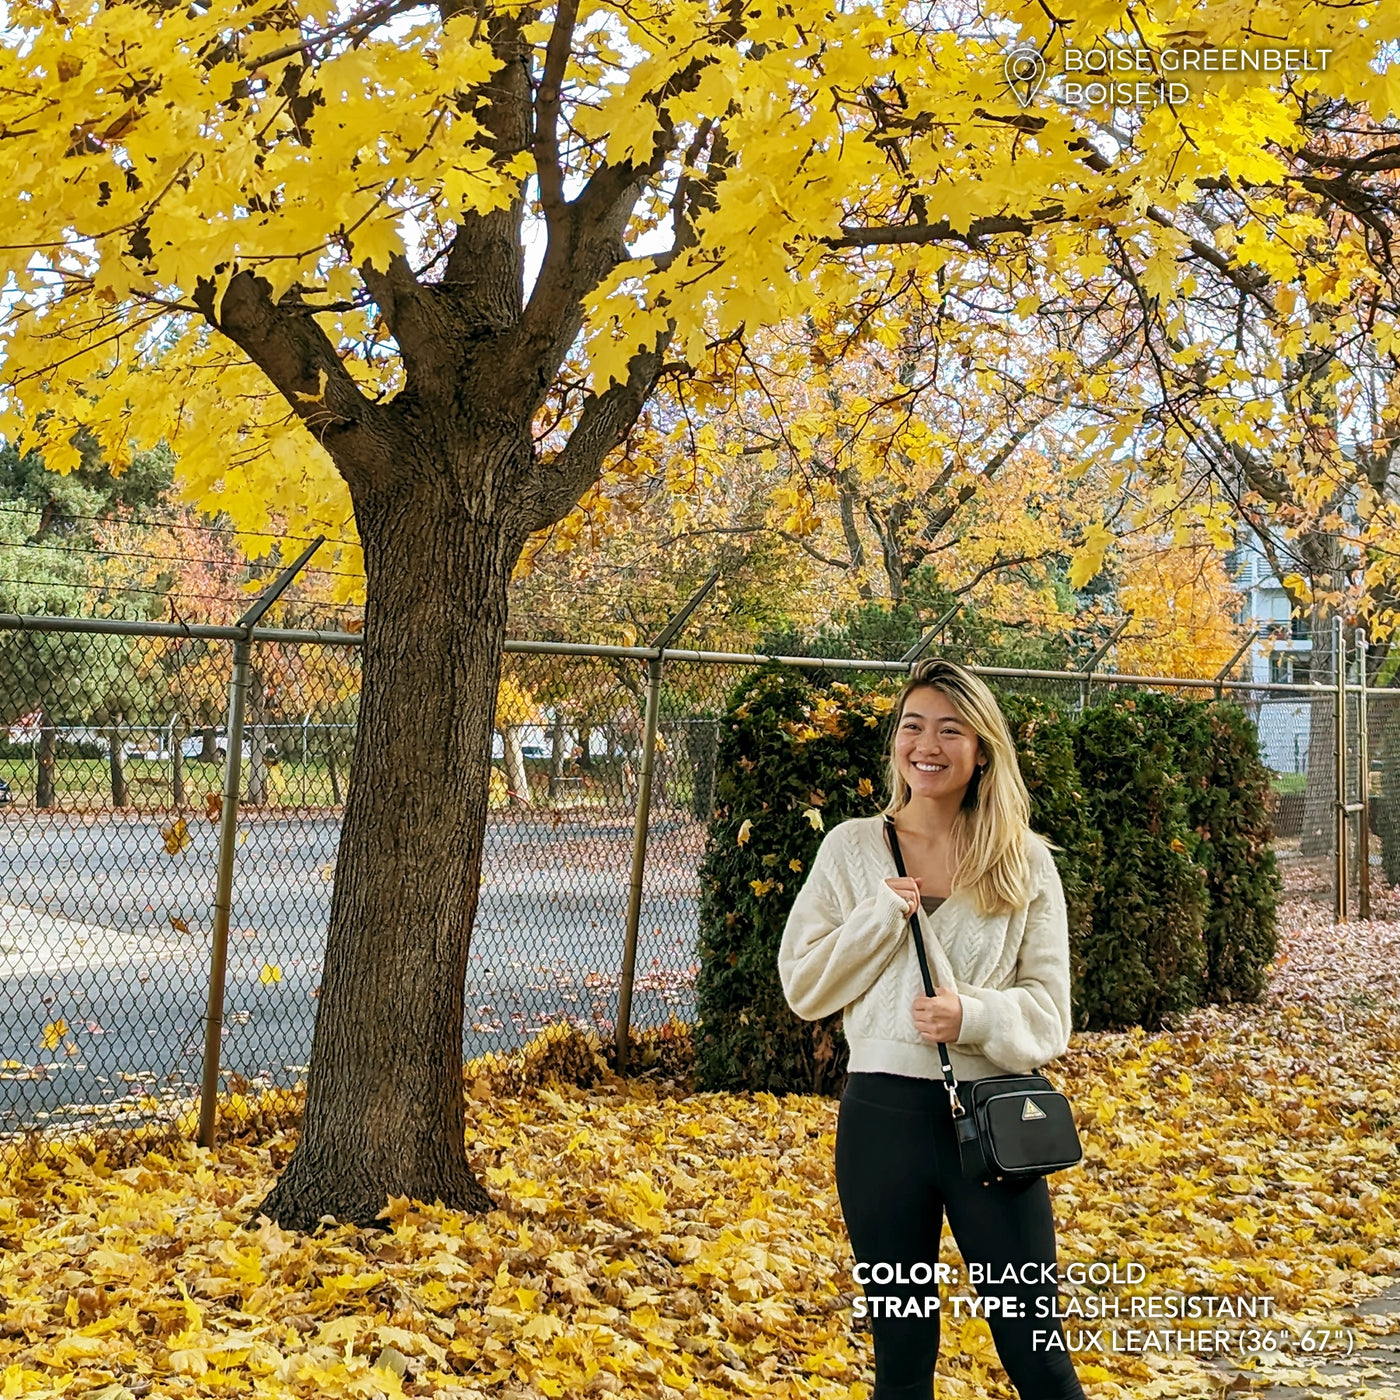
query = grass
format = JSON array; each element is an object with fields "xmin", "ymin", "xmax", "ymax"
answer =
[
  {"xmin": 0, "ymin": 755, "xmax": 348, "ymax": 809},
  {"xmin": 0, "ymin": 755, "xmax": 706, "ymax": 815}
]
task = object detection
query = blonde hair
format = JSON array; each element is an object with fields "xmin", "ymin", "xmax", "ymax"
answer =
[{"xmin": 882, "ymin": 658, "xmax": 1052, "ymax": 915}]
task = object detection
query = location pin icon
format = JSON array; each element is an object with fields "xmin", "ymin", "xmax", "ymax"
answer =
[{"xmin": 1004, "ymin": 43, "xmax": 1047, "ymax": 107}]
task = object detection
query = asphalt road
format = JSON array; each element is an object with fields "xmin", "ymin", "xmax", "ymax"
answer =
[{"xmin": 0, "ymin": 812, "xmax": 701, "ymax": 1134}]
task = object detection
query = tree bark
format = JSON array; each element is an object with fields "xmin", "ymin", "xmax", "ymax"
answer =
[
  {"xmin": 107, "ymin": 728, "xmax": 128, "ymax": 809},
  {"xmin": 686, "ymin": 718, "xmax": 718, "ymax": 822},
  {"xmin": 547, "ymin": 710, "xmax": 568, "ymax": 797},
  {"xmin": 255, "ymin": 473, "xmax": 523, "ymax": 1230},
  {"xmin": 172, "ymin": 720, "xmax": 185, "ymax": 809},
  {"xmin": 502, "ymin": 725, "xmax": 529, "ymax": 806},
  {"xmin": 1301, "ymin": 674, "xmax": 1336, "ymax": 859},
  {"xmin": 1300, "ymin": 529, "xmax": 1344, "ymax": 859},
  {"xmin": 652, "ymin": 722, "xmax": 671, "ymax": 808},
  {"xmin": 36, "ymin": 709, "xmax": 56, "ymax": 809}
]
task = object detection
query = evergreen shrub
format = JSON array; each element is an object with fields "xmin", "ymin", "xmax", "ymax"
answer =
[
  {"xmin": 696, "ymin": 669, "xmax": 1281, "ymax": 1089},
  {"xmin": 994, "ymin": 690, "xmax": 1102, "ymax": 1021},
  {"xmin": 694, "ymin": 664, "xmax": 891, "ymax": 1095},
  {"xmin": 1141, "ymin": 692, "xmax": 1279, "ymax": 1004},
  {"xmin": 1073, "ymin": 690, "xmax": 1208, "ymax": 1029},
  {"xmin": 1378, "ymin": 717, "xmax": 1400, "ymax": 888}
]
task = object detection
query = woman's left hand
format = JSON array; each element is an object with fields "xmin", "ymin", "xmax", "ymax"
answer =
[{"xmin": 912, "ymin": 988, "xmax": 964, "ymax": 1043}]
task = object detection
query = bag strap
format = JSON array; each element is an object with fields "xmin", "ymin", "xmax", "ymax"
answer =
[{"xmin": 884, "ymin": 815, "xmax": 965, "ymax": 1117}]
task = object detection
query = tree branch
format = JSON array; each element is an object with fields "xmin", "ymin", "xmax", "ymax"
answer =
[
  {"xmin": 192, "ymin": 270, "xmax": 379, "ymax": 470},
  {"xmin": 533, "ymin": 0, "xmax": 579, "ymax": 225},
  {"xmin": 522, "ymin": 330, "xmax": 672, "ymax": 532}
]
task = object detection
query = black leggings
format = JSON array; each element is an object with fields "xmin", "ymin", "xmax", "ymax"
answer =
[{"xmin": 835, "ymin": 1071, "xmax": 1087, "ymax": 1400}]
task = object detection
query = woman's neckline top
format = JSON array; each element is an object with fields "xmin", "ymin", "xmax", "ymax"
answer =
[{"xmin": 777, "ymin": 814, "xmax": 1073, "ymax": 1083}]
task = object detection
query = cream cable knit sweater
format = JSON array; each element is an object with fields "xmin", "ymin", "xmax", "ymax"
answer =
[{"xmin": 778, "ymin": 815, "xmax": 1073, "ymax": 1082}]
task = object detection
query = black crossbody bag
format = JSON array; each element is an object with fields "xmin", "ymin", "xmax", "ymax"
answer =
[{"xmin": 884, "ymin": 816, "xmax": 1083, "ymax": 1184}]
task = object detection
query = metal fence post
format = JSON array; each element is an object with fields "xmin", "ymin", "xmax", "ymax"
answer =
[
  {"xmin": 617, "ymin": 654, "xmax": 663, "ymax": 1073},
  {"xmin": 1214, "ymin": 632, "xmax": 1257, "ymax": 702},
  {"xmin": 198, "ymin": 537, "xmax": 323, "ymax": 1149},
  {"xmin": 199, "ymin": 632, "xmax": 252, "ymax": 1148},
  {"xmin": 901, "ymin": 603, "xmax": 962, "ymax": 666},
  {"xmin": 1357, "ymin": 627, "xmax": 1371, "ymax": 921},
  {"xmin": 616, "ymin": 571, "xmax": 719, "ymax": 1072},
  {"xmin": 1334, "ymin": 615, "xmax": 1348, "ymax": 923},
  {"xmin": 1078, "ymin": 612, "xmax": 1135, "ymax": 713}
]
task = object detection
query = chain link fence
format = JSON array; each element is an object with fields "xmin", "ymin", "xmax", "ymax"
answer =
[{"xmin": 0, "ymin": 610, "xmax": 1386, "ymax": 1159}]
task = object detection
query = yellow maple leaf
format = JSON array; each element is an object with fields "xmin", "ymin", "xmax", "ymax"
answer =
[
  {"xmin": 737, "ymin": 818, "xmax": 753, "ymax": 845},
  {"xmin": 803, "ymin": 808, "xmax": 824, "ymax": 832},
  {"xmin": 161, "ymin": 817, "xmax": 190, "ymax": 855},
  {"xmin": 1068, "ymin": 521, "xmax": 1115, "ymax": 590},
  {"xmin": 40, "ymin": 1019, "xmax": 67, "ymax": 1051},
  {"xmin": 259, "ymin": 964, "xmax": 283, "ymax": 986}
]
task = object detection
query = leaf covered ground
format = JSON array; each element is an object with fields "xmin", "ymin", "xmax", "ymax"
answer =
[{"xmin": 3, "ymin": 879, "xmax": 1400, "ymax": 1400}]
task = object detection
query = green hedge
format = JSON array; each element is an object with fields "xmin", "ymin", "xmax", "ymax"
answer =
[
  {"xmin": 1141, "ymin": 692, "xmax": 1279, "ymax": 1005},
  {"xmin": 696, "ymin": 669, "xmax": 1283, "ymax": 1093},
  {"xmin": 694, "ymin": 665, "xmax": 891, "ymax": 1095},
  {"xmin": 1072, "ymin": 691, "xmax": 1208, "ymax": 1030},
  {"xmin": 1378, "ymin": 719, "xmax": 1400, "ymax": 888},
  {"xmin": 995, "ymin": 691, "xmax": 1102, "ymax": 1023}
]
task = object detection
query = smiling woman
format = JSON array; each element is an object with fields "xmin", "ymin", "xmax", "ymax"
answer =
[{"xmin": 779, "ymin": 658, "xmax": 1085, "ymax": 1400}]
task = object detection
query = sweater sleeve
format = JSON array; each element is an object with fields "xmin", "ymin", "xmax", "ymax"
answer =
[
  {"xmin": 779, "ymin": 828, "xmax": 913, "ymax": 1022},
  {"xmin": 952, "ymin": 847, "xmax": 1073, "ymax": 1074}
]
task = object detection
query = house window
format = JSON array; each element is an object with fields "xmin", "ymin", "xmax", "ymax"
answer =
[{"xmin": 1270, "ymin": 654, "xmax": 1310, "ymax": 684}]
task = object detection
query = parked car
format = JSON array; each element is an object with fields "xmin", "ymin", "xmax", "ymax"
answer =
[
  {"xmin": 520, "ymin": 744, "xmax": 550, "ymax": 760},
  {"xmin": 0, "ymin": 778, "xmax": 11, "ymax": 804}
]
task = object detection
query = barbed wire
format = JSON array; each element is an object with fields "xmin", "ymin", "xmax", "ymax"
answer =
[
  {"xmin": 0, "ymin": 501, "xmax": 358, "ymax": 548},
  {"xmin": 6, "ymin": 536, "xmax": 366, "ymax": 583}
]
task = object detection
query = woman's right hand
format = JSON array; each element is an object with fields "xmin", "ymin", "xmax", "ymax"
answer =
[{"xmin": 885, "ymin": 877, "xmax": 922, "ymax": 917}]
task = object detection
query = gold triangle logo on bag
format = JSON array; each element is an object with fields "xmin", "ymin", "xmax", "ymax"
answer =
[{"xmin": 1021, "ymin": 1097, "xmax": 1046, "ymax": 1121}]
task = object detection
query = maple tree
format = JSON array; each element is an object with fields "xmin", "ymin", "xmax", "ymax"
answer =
[
  {"xmin": 1111, "ymin": 535, "xmax": 1244, "ymax": 679},
  {"xmin": 4, "ymin": 0, "xmax": 1400, "ymax": 1227},
  {"xmin": 1068, "ymin": 144, "xmax": 1400, "ymax": 855}
]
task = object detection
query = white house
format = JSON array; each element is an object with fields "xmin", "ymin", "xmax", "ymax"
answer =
[{"xmin": 1224, "ymin": 534, "xmax": 1312, "ymax": 776}]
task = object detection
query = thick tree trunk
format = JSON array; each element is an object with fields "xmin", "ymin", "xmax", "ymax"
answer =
[
  {"xmin": 1297, "ymin": 524, "xmax": 1346, "ymax": 860},
  {"xmin": 255, "ymin": 478, "xmax": 522, "ymax": 1230},
  {"xmin": 686, "ymin": 718, "xmax": 719, "ymax": 822}
]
